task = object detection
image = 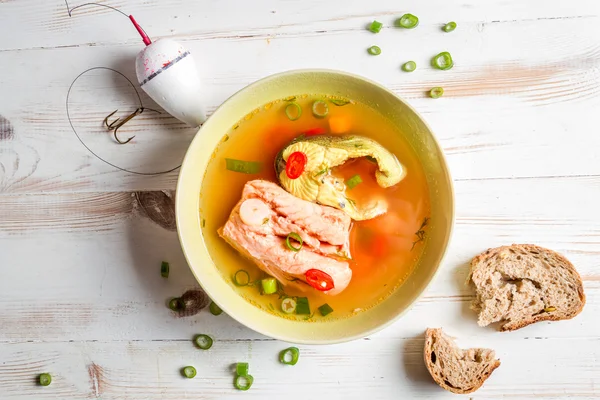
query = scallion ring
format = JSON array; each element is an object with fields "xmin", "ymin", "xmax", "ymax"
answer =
[
  {"xmin": 39, "ymin": 373, "xmax": 52, "ymax": 386},
  {"xmin": 236, "ymin": 362, "xmax": 249, "ymax": 377},
  {"xmin": 402, "ymin": 61, "xmax": 417, "ymax": 72},
  {"xmin": 285, "ymin": 233, "xmax": 303, "ymax": 252},
  {"xmin": 279, "ymin": 347, "xmax": 300, "ymax": 366},
  {"xmin": 285, "ymin": 102, "xmax": 302, "ymax": 121},
  {"xmin": 431, "ymin": 51, "xmax": 454, "ymax": 70},
  {"xmin": 194, "ymin": 334, "xmax": 213, "ymax": 350},
  {"xmin": 367, "ymin": 45, "xmax": 381, "ymax": 56},
  {"xmin": 234, "ymin": 374, "xmax": 254, "ymax": 391},
  {"xmin": 233, "ymin": 270, "xmax": 251, "ymax": 286},
  {"xmin": 429, "ymin": 87, "xmax": 444, "ymax": 99},
  {"xmin": 369, "ymin": 20, "xmax": 383, "ymax": 33},
  {"xmin": 281, "ymin": 297, "xmax": 297, "ymax": 314},
  {"xmin": 312, "ymin": 100, "xmax": 329, "ymax": 118},
  {"xmin": 168, "ymin": 297, "xmax": 184, "ymax": 311},
  {"xmin": 261, "ymin": 278, "xmax": 278, "ymax": 295},
  {"xmin": 182, "ymin": 366, "xmax": 197, "ymax": 378},
  {"xmin": 443, "ymin": 21, "xmax": 457, "ymax": 32},
  {"xmin": 396, "ymin": 13, "xmax": 419, "ymax": 29},
  {"xmin": 160, "ymin": 261, "xmax": 170, "ymax": 278},
  {"xmin": 209, "ymin": 301, "xmax": 223, "ymax": 316}
]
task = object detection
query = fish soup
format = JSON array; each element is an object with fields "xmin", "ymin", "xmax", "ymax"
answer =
[{"xmin": 200, "ymin": 95, "xmax": 430, "ymax": 321}]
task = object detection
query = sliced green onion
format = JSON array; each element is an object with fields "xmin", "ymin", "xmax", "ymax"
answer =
[
  {"xmin": 279, "ymin": 347, "xmax": 300, "ymax": 365},
  {"xmin": 234, "ymin": 374, "xmax": 254, "ymax": 391},
  {"xmin": 429, "ymin": 87, "xmax": 444, "ymax": 99},
  {"xmin": 346, "ymin": 174, "xmax": 362, "ymax": 190},
  {"xmin": 281, "ymin": 297, "xmax": 297, "ymax": 314},
  {"xmin": 168, "ymin": 297, "xmax": 183, "ymax": 311},
  {"xmin": 330, "ymin": 98, "xmax": 351, "ymax": 106},
  {"xmin": 369, "ymin": 20, "xmax": 383, "ymax": 33},
  {"xmin": 39, "ymin": 373, "xmax": 52, "ymax": 386},
  {"xmin": 285, "ymin": 233, "xmax": 303, "ymax": 252},
  {"xmin": 233, "ymin": 270, "xmax": 251, "ymax": 286},
  {"xmin": 431, "ymin": 51, "xmax": 454, "ymax": 70},
  {"xmin": 443, "ymin": 21, "xmax": 457, "ymax": 32},
  {"xmin": 312, "ymin": 100, "xmax": 329, "ymax": 118},
  {"xmin": 296, "ymin": 297, "xmax": 310, "ymax": 315},
  {"xmin": 285, "ymin": 102, "xmax": 302, "ymax": 121},
  {"xmin": 396, "ymin": 13, "xmax": 419, "ymax": 29},
  {"xmin": 209, "ymin": 301, "xmax": 223, "ymax": 316},
  {"xmin": 402, "ymin": 61, "xmax": 417, "ymax": 72},
  {"xmin": 365, "ymin": 155, "xmax": 377, "ymax": 163},
  {"xmin": 182, "ymin": 366, "xmax": 197, "ymax": 378},
  {"xmin": 367, "ymin": 46, "xmax": 381, "ymax": 56},
  {"xmin": 261, "ymin": 277, "xmax": 278, "ymax": 295},
  {"xmin": 225, "ymin": 158, "xmax": 262, "ymax": 174},
  {"xmin": 160, "ymin": 261, "xmax": 169, "ymax": 278},
  {"xmin": 194, "ymin": 334, "xmax": 213, "ymax": 350},
  {"xmin": 236, "ymin": 362, "xmax": 249, "ymax": 377},
  {"xmin": 318, "ymin": 303, "xmax": 334, "ymax": 316}
]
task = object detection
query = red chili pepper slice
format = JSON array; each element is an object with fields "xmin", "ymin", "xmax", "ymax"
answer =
[
  {"xmin": 305, "ymin": 269, "xmax": 335, "ymax": 291},
  {"xmin": 304, "ymin": 127, "xmax": 326, "ymax": 136},
  {"xmin": 285, "ymin": 151, "xmax": 307, "ymax": 179}
]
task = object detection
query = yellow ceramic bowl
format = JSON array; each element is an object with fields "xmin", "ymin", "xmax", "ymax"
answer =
[{"xmin": 176, "ymin": 69, "xmax": 454, "ymax": 344}]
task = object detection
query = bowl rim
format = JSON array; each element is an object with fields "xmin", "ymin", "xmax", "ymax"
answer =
[{"xmin": 175, "ymin": 68, "xmax": 455, "ymax": 344}]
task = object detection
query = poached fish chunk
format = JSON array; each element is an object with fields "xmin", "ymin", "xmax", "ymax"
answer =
[{"xmin": 219, "ymin": 180, "xmax": 353, "ymax": 295}]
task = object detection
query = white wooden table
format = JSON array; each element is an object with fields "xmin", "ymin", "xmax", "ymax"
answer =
[{"xmin": 1, "ymin": 1, "xmax": 599, "ymax": 399}]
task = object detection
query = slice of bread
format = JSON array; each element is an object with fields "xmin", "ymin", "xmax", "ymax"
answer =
[
  {"xmin": 469, "ymin": 244, "xmax": 585, "ymax": 331},
  {"xmin": 424, "ymin": 328, "xmax": 500, "ymax": 394}
]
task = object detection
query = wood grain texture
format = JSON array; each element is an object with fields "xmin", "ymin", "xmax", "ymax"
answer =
[{"xmin": 1, "ymin": 1, "xmax": 599, "ymax": 399}]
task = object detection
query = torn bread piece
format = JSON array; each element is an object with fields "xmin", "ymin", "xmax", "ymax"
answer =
[
  {"xmin": 469, "ymin": 244, "xmax": 585, "ymax": 331},
  {"xmin": 424, "ymin": 328, "xmax": 500, "ymax": 394}
]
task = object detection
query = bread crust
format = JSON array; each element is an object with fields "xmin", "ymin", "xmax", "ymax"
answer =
[
  {"xmin": 424, "ymin": 328, "xmax": 500, "ymax": 394},
  {"xmin": 469, "ymin": 244, "xmax": 586, "ymax": 331}
]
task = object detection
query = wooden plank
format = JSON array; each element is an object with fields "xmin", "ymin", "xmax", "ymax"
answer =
[
  {"xmin": 0, "ymin": 336, "xmax": 599, "ymax": 399},
  {"xmin": 0, "ymin": 177, "xmax": 598, "ymax": 342},
  {"xmin": 0, "ymin": 17, "xmax": 599, "ymax": 192},
  {"xmin": 0, "ymin": 1, "xmax": 598, "ymax": 51}
]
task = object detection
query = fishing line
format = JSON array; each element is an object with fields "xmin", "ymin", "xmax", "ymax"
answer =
[{"xmin": 66, "ymin": 67, "xmax": 181, "ymax": 175}]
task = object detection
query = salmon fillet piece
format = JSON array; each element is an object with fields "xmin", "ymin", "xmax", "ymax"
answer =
[{"xmin": 219, "ymin": 180, "xmax": 352, "ymax": 296}]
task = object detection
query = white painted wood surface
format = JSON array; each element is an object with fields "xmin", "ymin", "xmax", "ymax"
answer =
[{"xmin": 1, "ymin": 1, "xmax": 599, "ymax": 398}]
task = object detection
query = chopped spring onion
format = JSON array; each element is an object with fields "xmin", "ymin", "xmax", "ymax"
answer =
[
  {"xmin": 396, "ymin": 13, "xmax": 419, "ymax": 29},
  {"xmin": 39, "ymin": 373, "xmax": 52, "ymax": 386},
  {"xmin": 429, "ymin": 87, "xmax": 444, "ymax": 99},
  {"xmin": 369, "ymin": 20, "xmax": 383, "ymax": 33},
  {"xmin": 209, "ymin": 301, "xmax": 223, "ymax": 316},
  {"xmin": 160, "ymin": 261, "xmax": 169, "ymax": 278},
  {"xmin": 281, "ymin": 297, "xmax": 297, "ymax": 314},
  {"xmin": 367, "ymin": 45, "xmax": 381, "ymax": 56},
  {"xmin": 365, "ymin": 155, "xmax": 377, "ymax": 163},
  {"xmin": 225, "ymin": 158, "xmax": 262, "ymax": 174},
  {"xmin": 233, "ymin": 270, "xmax": 251, "ymax": 286},
  {"xmin": 194, "ymin": 334, "xmax": 213, "ymax": 350},
  {"xmin": 346, "ymin": 174, "xmax": 362, "ymax": 190},
  {"xmin": 431, "ymin": 51, "xmax": 454, "ymax": 70},
  {"xmin": 279, "ymin": 347, "xmax": 300, "ymax": 365},
  {"xmin": 182, "ymin": 366, "xmax": 197, "ymax": 378},
  {"xmin": 330, "ymin": 98, "xmax": 351, "ymax": 106},
  {"xmin": 443, "ymin": 21, "xmax": 457, "ymax": 32},
  {"xmin": 402, "ymin": 61, "xmax": 417, "ymax": 72},
  {"xmin": 312, "ymin": 100, "xmax": 329, "ymax": 118},
  {"xmin": 236, "ymin": 362, "xmax": 249, "ymax": 377},
  {"xmin": 285, "ymin": 232, "xmax": 303, "ymax": 252},
  {"xmin": 296, "ymin": 297, "xmax": 311, "ymax": 315},
  {"xmin": 285, "ymin": 102, "xmax": 302, "ymax": 121},
  {"xmin": 168, "ymin": 297, "xmax": 183, "ymax": 311},
  {"xmin": 318, "ymin": 303, "xmax": 334, "ymax": 316},
  {"xmin": 234, "ymin": 374, "xmax": 254, "ymax": 391},
  {"xmin": 261, "ymin": 277, "xmax": 278, "ymax": 295}
]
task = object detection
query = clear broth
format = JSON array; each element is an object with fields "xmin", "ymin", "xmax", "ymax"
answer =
[{"xmin": 200, "ymin": 95, "xmax": 430, "ymax": 321}]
